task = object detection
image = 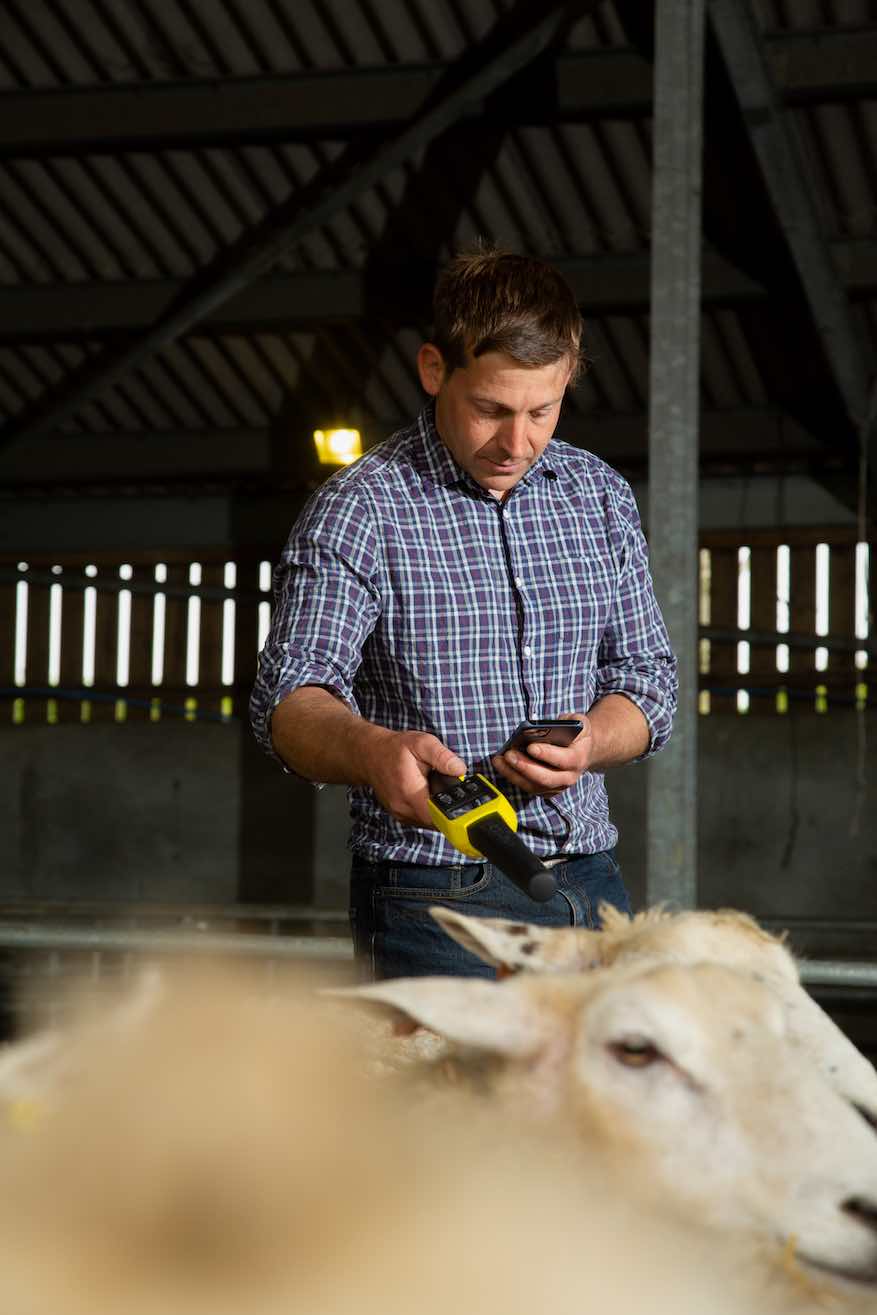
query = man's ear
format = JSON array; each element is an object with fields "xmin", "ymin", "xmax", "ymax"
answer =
[{"xmin": 417, "ymin": 343, "xmax": 447, "ymax": 397}]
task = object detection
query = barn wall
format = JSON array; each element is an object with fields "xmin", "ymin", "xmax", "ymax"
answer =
[{"xmin": 1, "ymin": 713, "xmax": 874, "ymax": 923}]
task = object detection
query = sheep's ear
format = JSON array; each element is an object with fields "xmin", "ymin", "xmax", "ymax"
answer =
[
  {"xmin": 330, "ymin": 978, "xmax": 549, "ymax": 1057},
  {"xmin": 429, "ymin": 907, "xmax": 603, "ymax": 975}
]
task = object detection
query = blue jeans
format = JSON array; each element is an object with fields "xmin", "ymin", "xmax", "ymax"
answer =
[{"xmin": 349, "ymin": 850, "xmax": 632, "ymax": 981}]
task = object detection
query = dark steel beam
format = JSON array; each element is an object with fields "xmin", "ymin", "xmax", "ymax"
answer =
[
  {"xmin": 5, "ymin": 239, "xmax": 877, "ymax": 345},
  {"xmin": 0, "ymin": 27, "xmax": 874, "ymax": 157},
  {"xmin": 614, "ymin": 0, "xmax": 864, "ymax": 518},
  {"xmin": 708, "ymin": 0, "xmax": 874, "ymax": 486},
  {"xmin": 0, "ymin": 411, "xmax": 826, "ymax": 488},
  {"xmin": 0, "ymin": 0, "xmax": 599, "ymax": 453},
  {"xmin": 645, "ymin": 0, "xmax": 705, "ymax": 908}
]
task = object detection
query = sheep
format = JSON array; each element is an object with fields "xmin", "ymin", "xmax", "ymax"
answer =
[
  {"xmin": 0, "ymin": 963, "xmax": 838, "ymax": 1315},
  {"xmin": 344, "ymin": 954, "xmax": 877, "ymax": 1296},
  {"xmin": 427, "ymin": 903, "xmax": 877, "ymax": 1116}
]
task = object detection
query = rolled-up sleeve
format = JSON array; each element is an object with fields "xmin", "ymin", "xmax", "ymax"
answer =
[
  {"xmin": 593, "ymin": 484, "xmax": 678, "ymax": 758},
  {"xmin": 249, "ymin": 483, "xmax": 381, "ymax": 766}
]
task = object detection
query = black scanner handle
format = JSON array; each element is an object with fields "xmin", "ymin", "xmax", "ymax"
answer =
[{"xmin": 466, "ymin": 813, "xmax": 557, "ymax": 903}]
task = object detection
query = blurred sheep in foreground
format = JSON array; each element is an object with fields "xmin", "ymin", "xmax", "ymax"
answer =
[{"xmin": 0, "ymin": 965, "xmax": 771, "ymax": 1315}]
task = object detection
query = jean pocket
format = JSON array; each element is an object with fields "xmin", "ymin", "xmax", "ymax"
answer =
[{"xmin": 376, "ymin": 863, "xmax": 492, "ymax": 902}]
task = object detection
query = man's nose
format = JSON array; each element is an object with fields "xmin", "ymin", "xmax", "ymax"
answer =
[{"xmin": 497, "ymin": 414, "xmax": 530, "ymax": 456}]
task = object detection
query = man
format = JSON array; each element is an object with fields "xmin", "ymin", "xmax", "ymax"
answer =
[{"xmin": 250, "ymin": 247, "xmax": 677, "ymax": 980}]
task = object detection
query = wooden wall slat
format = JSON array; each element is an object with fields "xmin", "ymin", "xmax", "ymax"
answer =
[
  {"xmin": 90, "ymin": 566, "xmax": 120, "ymax": 722},
  {"xmin": 706, "ymin": 547, "xmax": 739, "ymax": 713},
  {"xmin": 25, "ymin": 576, "xmax": 51, "ymax": 723},
  {"xmin": 161, "ymin": 565, "xmax": 190, "ymax": 713},
  {"xmin": 827, "ymin": 544, "xmax": 857, "ymax": 685},
  {"xmin": 126, "ymin": 566, "xmax": 154, "ymax": 722},
  {"xmin": 788, "ymin": 545, "xmax": 817, "ymax": 709},
  {"xmin": 198, "ymin": 564, "xmax": 226, "ymax": 716},
  {"xmin": 0, "ymin": 575, "xmax": 17, "ymax": 705},
  {"xmin": 234, "ymin": 559, "xmax": 264, "ymax": 719},
  {"xmin": 747, "ymin": 546, "xmax": 777, "ymax": 714},
  {"xmin": 57, "ymin": 565, "xmax": 86, "ymax": 723}
]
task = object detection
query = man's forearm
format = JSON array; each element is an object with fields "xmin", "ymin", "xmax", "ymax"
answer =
[
  {"xmin": 586, "ymin": 694, "xmax": 650, "ymax": 771},
  {"xmin": 270, "ymin": 686, "xmax": 391, "ymax": 786}
]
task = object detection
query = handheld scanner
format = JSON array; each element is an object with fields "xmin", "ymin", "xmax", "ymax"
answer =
[{"xmin": 427, "ymin": 772, "xmax": 557, "ymax": 903}]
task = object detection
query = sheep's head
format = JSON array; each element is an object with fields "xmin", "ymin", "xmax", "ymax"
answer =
[
  {"xmin": 343, "ymin": 960, "xmax": 877, "ymax": 1285},
  {"xmin": 430, "ymin": 904, "xmax": 877, "ymax": 1122}
]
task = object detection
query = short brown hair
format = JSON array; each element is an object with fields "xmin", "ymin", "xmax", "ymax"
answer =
[{"xmin": 431, "ymin": 244, "xmax": 587, "ymax": 385}]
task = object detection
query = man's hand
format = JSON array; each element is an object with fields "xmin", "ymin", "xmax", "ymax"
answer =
[
  {"xmin": 360, "ymin": 727, "xmax": 467, "ymax": 828},
  {"xmin": 492, "ymin": 696, "xmax": 651, "ymax": 797},
  {"xmin": 271, "ymin": 688, "xmax": 465, "ymax": 827},
  {"xmin": 492, "ymin": 711, "xmax": 592, "ymax": 798}
]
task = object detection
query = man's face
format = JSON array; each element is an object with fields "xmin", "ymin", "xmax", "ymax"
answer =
[{"xmin": 416, "ymin": 345, "xmax": 572, "ymax": 497}]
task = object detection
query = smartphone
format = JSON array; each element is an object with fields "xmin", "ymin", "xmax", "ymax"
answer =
[{"xmin": 499, "ymin": 718, "xmax": 583, "ymax": 757}]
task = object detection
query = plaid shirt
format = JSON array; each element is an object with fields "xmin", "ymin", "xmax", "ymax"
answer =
[{"xmin": 250, "ymin": 403, "xmax": 677, "ymax": 864}]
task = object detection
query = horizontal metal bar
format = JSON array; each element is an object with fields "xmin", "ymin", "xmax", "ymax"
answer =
[
  {"xmin": 800, "ymin": 961, "xmax": 877, "ymax": 989},
  {"xmin": 0, "ymin": 926, "xmax": 873, "ymax": 986},
  {"xmin": 0, "ymin": 901, "xmax": 348, "ymax": 923},
  {"xmin": 0, "ymin": 924, "xmax": 353, "ymax": 959}
]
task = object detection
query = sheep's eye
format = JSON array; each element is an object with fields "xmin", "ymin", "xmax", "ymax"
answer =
[{"xmin": 609, "ymin": 1039, "xmax": 662, "ymax": 1068}]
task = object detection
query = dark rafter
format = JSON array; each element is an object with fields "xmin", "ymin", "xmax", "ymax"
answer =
[
  {"xmin": 4, "ymin": 241, "xmax": 877, "ymax": 346},
  {"xmin": 0, "ymin": 28, "xmax": 874, "ymax": 157},
  {"xmin": 708, "ymin": 0, "xmax": 874, "ymax": 496}
]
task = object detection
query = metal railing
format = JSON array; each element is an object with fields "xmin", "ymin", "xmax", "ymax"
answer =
[{"xmin": 0, "ymin": 913, "xmax": 874, "ymax": 984}]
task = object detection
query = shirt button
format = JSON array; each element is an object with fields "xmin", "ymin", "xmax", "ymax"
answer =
[
  {"xmin": 523, "ymin": 645, "xmax": 532, "ymax": 657},
  {"xmin": 515, "ymin": 576, "xmax": 524, "ymax": 587}
]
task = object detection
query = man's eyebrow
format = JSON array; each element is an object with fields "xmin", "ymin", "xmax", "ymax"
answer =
[{"xmin": 469, "ymin": 394, "xmax": 564, "ymax": 411}]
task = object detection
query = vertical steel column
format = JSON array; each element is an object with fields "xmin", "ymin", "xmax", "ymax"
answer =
[{"xmin": 645, "ymin": 0, "xmax": 706, "ymax": 907}]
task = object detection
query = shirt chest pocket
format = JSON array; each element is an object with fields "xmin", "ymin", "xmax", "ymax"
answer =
[{"xmin": 516, "ymin": 549, "xmax": 615, "ymax": 656}]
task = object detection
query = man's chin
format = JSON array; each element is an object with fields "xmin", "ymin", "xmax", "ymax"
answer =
[{"xmin": 478, "ymin": 464, "xmax": 527, "ymax": 492}]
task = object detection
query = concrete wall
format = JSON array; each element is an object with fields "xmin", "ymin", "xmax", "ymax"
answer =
[
  {"xmin": 1, "ymin": 712, "xmax": 874, "ymax": 923},
  {"xmin": 610, "ymin": 712, "xmax": 877, "ymax": 921},
  {"xmin": 0, "ymin": 721, "xmax": 316, "ymax": 905}
]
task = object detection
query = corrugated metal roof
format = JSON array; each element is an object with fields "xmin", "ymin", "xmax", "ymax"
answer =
[{"xmin": 0, "ymin": 0, "xmax": 873, "ymax": 496}]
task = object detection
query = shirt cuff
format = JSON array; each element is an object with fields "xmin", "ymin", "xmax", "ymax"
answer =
[
  {"xmin": 251, "ymin": 666, "xmax": 361, "ymax": 783},
  {"xmin": 592, "ymin": 683, "xmax": 675, "ymax": 762}
]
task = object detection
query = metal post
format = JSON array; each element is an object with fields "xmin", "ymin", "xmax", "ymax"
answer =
[{"xmin": 646, "ymin": 0, "xmax": 706, "ymax": 908}]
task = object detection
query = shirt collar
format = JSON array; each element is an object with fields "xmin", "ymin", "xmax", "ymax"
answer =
[{"xmin": 411, "ymin": 402, "xmax": 559, "ymax": 494}]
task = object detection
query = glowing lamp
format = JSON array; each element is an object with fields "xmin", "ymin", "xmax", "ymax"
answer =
[{"xmin": 313, "ymin": 428, "xmax": 362, "ymax": 466}]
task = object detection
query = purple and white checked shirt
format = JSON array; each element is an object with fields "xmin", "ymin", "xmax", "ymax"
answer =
[{"xmin": 250, "ymin": 403, "xmax": 677, "ymax": 864}]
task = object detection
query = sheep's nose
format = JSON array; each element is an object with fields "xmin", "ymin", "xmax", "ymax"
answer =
[{"xmin": 842, "ymin": 1197, "xmax": 877, "ymax": 1236}]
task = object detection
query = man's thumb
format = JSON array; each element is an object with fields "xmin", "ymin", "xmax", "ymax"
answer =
[{"xmin": 429, "ymin": 741, "xmax": 467, "ymax": 778}]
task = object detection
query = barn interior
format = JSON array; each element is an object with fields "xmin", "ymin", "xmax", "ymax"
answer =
[{"xmin": 0, "ymin": 0, "xmax": 875, "ymax": 1053}]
